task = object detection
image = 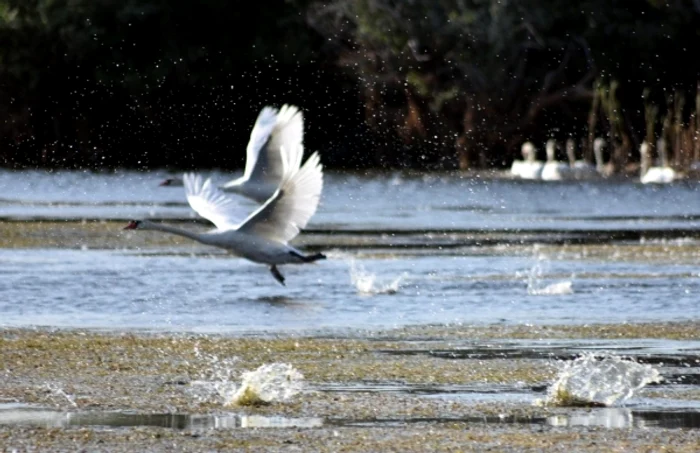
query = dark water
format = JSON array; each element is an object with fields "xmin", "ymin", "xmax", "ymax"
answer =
[{"xmin": 0, "ymin": 169, "xmax": 699, "ymax": 333}]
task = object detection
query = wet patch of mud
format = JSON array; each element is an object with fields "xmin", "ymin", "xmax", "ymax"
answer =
[
  {"xmin": 3, "ymin": 405, "xmax": 700, "ymax": 433},
  {"xmin": 3, "ymin": 324, "xmax": 700, "ymax": 451},
  {"xmin": 2, "ymin": 220, "xmax": 700, "ymax": 255}
]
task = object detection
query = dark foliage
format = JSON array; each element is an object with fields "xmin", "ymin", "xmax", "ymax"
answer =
[{"xmin": 1, "ymin": 0, "xmax": 699, "ymax": 170}]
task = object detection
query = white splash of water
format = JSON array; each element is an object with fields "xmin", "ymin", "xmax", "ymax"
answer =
[
  {"xmin": 523, "ymin": 248, "xmax": 574, "ymax": 295},
  {"xmin": 350, "ymin": 259, "xmax": 404, "ymax": 295},
  {"xmin": 44, "ymin": 383, "xmax": 78, "ymax": 408},
  {"xmin": 187, "ymin": 345, "xmax": 304, "ymax": 407},
  {"xmin": 529, "ymin": 281, "xmax": 573, "ymax": 295},
  {"xmin": 230, "ymin": 363, "xmax": 304, "ymax": 406},
  {"xmin": 536, "ymin": 353, "xmax": 662, "ymax": 407},
  {"xmin": 187, "ymin": 344, "xmax": 240, "ymax": 405}
]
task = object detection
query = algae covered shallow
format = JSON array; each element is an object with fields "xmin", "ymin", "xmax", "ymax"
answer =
[{"xmin": 2, "ymin": 323, "xmax": 700, "ymax": 451}]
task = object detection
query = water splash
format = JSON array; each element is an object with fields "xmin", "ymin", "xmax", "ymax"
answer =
[
  {"xmin": 349, "ymin": 259, "xmax": 404, "ymax": 295},
  {"xmin": 187, "ymin": 344, "xmax": 240, "ymax": 405},
  {"xmin": 188, "ymin": 345, "xmax": 305, "ymax": 407},
  {"xmin": 522, "ymin": 248, "xmax": 574, "ymax": 295},
  {"xmin": 529, "ymin": 281, "xmax": 573, "ymax": 295},
  {"xmin": 43, "ymin": 383, "xmax": 78, "ymax": 408},
  {"xmin": 231, "ymin": 363, "xmax": 304, "ymax": 407},
  {"xmin": 536, "ymin": 353, "xmax": 662, "ymax": 407}
]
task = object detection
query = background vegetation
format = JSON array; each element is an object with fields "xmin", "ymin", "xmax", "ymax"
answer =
[{"xmin": 1, "ymin": 0, "xmax": 699, "ymax": 171}]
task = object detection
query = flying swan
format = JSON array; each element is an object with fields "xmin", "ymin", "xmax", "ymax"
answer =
[{"xmin": 128, "ymin": 145, "xmax": 324, "ymax": 285}]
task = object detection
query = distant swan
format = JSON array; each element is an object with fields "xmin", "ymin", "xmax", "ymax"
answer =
[
  {"xmin": 160, "ymin": 104, "xmax": 304, "ymax": 203},
  {"xmin": 512, "ymin": 141, "xmax": 544, "ymax": 180},
  {"xmin": 541, "ymin": 139, "xmax": 573, "ymax": 181},
  {"xmin": 640, "ymin": 138, "xmax": 676, "ymax": 184}
]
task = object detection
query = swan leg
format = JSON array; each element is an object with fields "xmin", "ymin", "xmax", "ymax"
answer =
[
  {"xmin": 270, "ymin": 265, "xmax": 286, "ymax": 286},
  {"xmin": 289, "ymin": 250, "xmax": 327, "ymax": 263}
]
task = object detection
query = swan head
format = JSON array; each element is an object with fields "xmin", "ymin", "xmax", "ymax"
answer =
[
  {"xmin": 159, "ymin": 178, "xmax": 183, "ymax": 186},
  {"xmin": 124, "ymin": 220, "xmax": 156, "ymax": 230},
  {"xmin": 521, "ymin": 141, "xmax": 536, "ymax": 159},
  {"xmin": 545, "ymin": 139, "xmax": 556, "ymax": 159},
  {"xmin": 593, "ymin": 137, "xmax": 606, "ymax": 151},
  {"xmin": 124, "ymin": 220, "xmax": 142, "ymax": 230}
]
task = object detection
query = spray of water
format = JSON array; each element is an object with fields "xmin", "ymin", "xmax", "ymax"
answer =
[
  {"xmin": 536, "ymin": 353, "xmax": 662, "ymax": 407},
  {"xmin": 44, "ymin": 383, "xmax": 78, "ymax": 408},
  {"xmin": 230, "ymin": 363, "xmax": 305, "ymax": 407},
  {"xmin": 522, "ymin": 247, "xmax": 574, "ymax": 295},
  {"xmin": 349, "ymin": 258, "xmax": 404, "ymax": 295},
  {"xmin": 187, "ymin": 344, "xmax": 240, "ymax": 404},
  {"xmin": 529, "ymin": 281, "xmax": 573, "ymax": 295},
  {"xmin": 187, "ymin": 344, "xmax": 304, "ymax": 407}
]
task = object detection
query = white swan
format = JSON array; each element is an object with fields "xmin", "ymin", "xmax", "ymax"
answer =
[
  {"xmin": 509, "ymin": 142, "xmax": 528, "ymax": 177},
  {"xmin": 512, "ymin": 141, "xmax": 544, "ymax": 179},
  {"xmin": 541, "ymin": 139, "xmax": 573, "ymax": 180},
  {"xmin": 129, "ymin": 146, "xmax": 325, "ymax": 285},
  {"xmin": 159, "ymin": 104, "xmax": 304, "ymax": 202},
  {"xmin": 640, "ymin": 138, "xmax": 676, "ymax": 184}
]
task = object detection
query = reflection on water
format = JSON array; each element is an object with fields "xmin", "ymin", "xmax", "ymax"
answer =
[
  {"xmin": 0, "ymin": 406, "xmax": 322, "ymax": 430},
  {"xmin": 547, "ymin": 408, "xmax": 700, "ymax": 429},
  {"xmin": 2, "ymin": 406, "xmax": 700, "ymax": 430}
]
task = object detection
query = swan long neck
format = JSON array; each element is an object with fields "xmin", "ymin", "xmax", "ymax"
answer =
[
  {"xmin": 657, "ymin": 138, "xmax": 668, "ymax": 167},
  {"xmin": 640, "ymin": 142, "xmax": 652, "ymax": 176},
  {"xmin": 593, "ymin": 139, "xmax": 605, "ymax": 171},
  {"xmin": 565, "ymin": 139, "xmax": 576, "ymax": 166},
  {"xmin": 546, "ymin": 140, "xmax": 556, "ymax": 161},
  {"xmin": 142, "ymin": 221, "xmax": 205, "ymax": 243}
]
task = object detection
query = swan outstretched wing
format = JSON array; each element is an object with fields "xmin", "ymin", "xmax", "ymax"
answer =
[
  {"xmin": 183, "ymin": 173, "xmax": 249, "ymax": 230},
  {"xmin": 238, "ymin": 148, "xmax": 323, "ymax": 243},
  {"xmin": 243, "ymin": 104, "xmax": 304, "ymax": 185}
]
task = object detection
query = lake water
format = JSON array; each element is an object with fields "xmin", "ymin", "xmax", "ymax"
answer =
[{"xmin": 1, "ymin": 168, "xmax": 699, "ymax": 334}]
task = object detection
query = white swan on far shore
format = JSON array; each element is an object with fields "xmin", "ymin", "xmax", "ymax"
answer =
[
  {"xmin": 541, "ymin": 139, "xmax": 573, "ymax": 181},
  {"xmin": 640, "ymin": 138, "xmax": 677, "ymax": 184},
  {"xmin": 511, "ymin": 141, "xmax": 544, "ymax": 180}
]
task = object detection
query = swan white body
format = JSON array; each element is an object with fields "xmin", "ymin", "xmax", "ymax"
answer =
[
  {"xmin": 512, "ymin": 142, "xmax": 543, "ymax": 180},
  {"xmin": 541, "ymin": 139, "xmax": 573, "ymax": 181},
  {"xmin": 640, "ymin": 139, "xmax": 676, "ymax": 184},
  {"xmin": 509, "ymin": 143, "xmax": 527, "ymax": 177},
  {"xmin": 160, "ymin": 104, "xmax": 304, "ymax": 203},
  {"xmin": 129, "ymin": 145, "xmax": 325, "ymax": 285},
  {"xmin": 641, "ymin": 166, "xmax": 676, "ymax": 184}
]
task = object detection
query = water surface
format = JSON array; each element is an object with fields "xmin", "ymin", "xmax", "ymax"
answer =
[{"xmin": 0, "ymin": 169, "xmax": 698, "ymax": 333}]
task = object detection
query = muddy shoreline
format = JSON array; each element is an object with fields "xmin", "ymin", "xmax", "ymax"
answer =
[{"xmin": 2, "ymin": 323, "xmax": 700, "ymax": 451}]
